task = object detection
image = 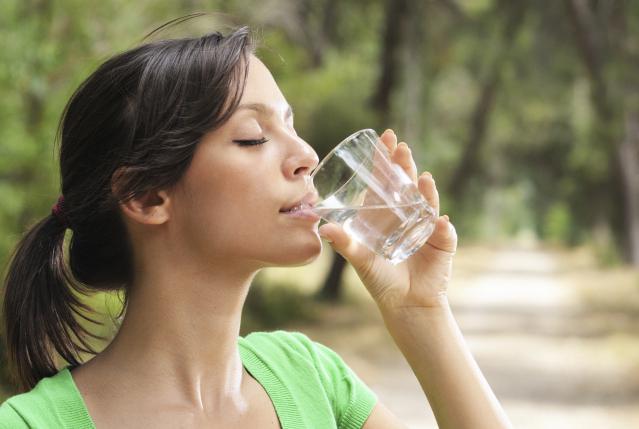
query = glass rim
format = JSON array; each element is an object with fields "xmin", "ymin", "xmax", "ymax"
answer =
[{"xmin": 310, "ymin": 128, "xmax": 378, "ymax": 180}]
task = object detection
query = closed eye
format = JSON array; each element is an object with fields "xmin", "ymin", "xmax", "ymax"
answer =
[{"xmin": 233, "ymin": 137, "xmax": 269, "ymax": 147}]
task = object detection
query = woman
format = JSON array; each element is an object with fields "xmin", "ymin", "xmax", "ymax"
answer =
[{"xmin": 0, "ymin": 23, "xmax": 512, "ymax": 428}]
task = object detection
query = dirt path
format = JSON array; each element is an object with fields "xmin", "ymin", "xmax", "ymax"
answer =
[{"xmin": 291, "ymin": 245, "xmax": 639, "ymax": 428}]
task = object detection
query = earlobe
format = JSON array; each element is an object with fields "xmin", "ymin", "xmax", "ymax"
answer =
[{"xmin": 119, "ymin": 189, "xmax": 171, "ymax": 226}]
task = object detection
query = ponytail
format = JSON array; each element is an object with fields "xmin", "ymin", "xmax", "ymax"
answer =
[
  {"xmin": 2, "ymin": 211, "xmax": 104, "ymax": 392},
  {"xmin": 1, "ymin": 22, "xmax": 254, "ymax": 393}
]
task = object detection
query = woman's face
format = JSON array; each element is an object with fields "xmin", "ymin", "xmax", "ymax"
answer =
[{"xmin": 170, "ymin": 55, "xmax": 322, "ymax": 269}]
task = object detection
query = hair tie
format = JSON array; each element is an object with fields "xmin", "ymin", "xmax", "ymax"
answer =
[{"xmin": 51, "ymin": 195, "xmax": 69, "ymax": 229}]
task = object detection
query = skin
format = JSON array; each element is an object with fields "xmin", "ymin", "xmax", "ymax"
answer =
[
  {"xmin": 321, "ymin": 131, "xmax": 513, "ymax": 429},
  {"xmin": 70, "ymin": 55, "xmax": 512, "ymax": 429}
]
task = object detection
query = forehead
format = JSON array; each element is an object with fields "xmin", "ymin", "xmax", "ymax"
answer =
[
  {"xmin": 234, "ymin": 55, "xmax": 292, "ymax": 118},
  {"xmin": 240, "ymin": 56, "xmax": 286, "ymax": 105}
]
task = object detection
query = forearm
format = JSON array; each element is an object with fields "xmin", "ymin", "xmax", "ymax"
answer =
[{"xmin": 380, "ymin": 296, "xmax": 512, "ymax": 429}]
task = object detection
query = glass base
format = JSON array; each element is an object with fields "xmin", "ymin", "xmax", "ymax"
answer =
[{"xmin": 382, "ymin": 216, "xmax": 436, "ymax": 265}]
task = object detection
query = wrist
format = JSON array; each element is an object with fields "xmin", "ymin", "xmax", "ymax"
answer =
[
  {"xmin": 378, "ymin": 293, "xmax": 451, "ymax": 319},
  {"xmin": 379, "ymin": 296, "xmax": 461, "ymax": 359},
  {"xmin": 379, "ymin": 294, "xmax": 453, "ymax": 331}
]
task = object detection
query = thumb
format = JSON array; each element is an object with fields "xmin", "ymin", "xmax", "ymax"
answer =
[
  {"xmin": 318, "ymin": 222, "xmax": 375, "ymax": 272},
  {"xmin": 425, "ymin": 215, "xmax": 458, "ymax": 254}
]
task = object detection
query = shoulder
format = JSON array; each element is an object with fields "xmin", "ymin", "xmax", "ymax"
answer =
[
  {"xmin": 241, "ymin": 329, "xmax": 318, "ymax": 357},
  {"xmin": 0, "ymin": 383, "xmax": 54, "ymax": 429},
  {"xmin": 0, "ymin": 398, "xmax": 28, "ymax": 428},
  {"xmin": 240, "ymin": 329, "xmax": 365, "ymax": 376},
  {"xmin": 240, "ymin": 329, "xmax": 339, "ymax": 373},
  {"xmin": 241, "ymin": 330, "xmax": 378, "ymax": 428},
  {"xmin": 0, "ymin": 368, "xmax": 87, "ymax": 428}
]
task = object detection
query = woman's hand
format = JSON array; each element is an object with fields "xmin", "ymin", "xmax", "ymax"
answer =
[
  {"xmin": 318, "ymin": 129, "xmax": 457, "ymax": 314},
  {"xmin": 319, "ymin": 139, "xmax": 514, "ymax": 429}
]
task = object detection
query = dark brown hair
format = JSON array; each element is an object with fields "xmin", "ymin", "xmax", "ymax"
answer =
[{"xmin": 2, "ymin": 19, "xmax": 254, "ymax": 392}]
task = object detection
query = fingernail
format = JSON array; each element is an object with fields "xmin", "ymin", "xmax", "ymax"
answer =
[
  {"xmin": 383, "ymin": 129, "xmax": 392, "ymax": 135},
  {"xmin": 443, "ymin": 214, "xmax": 450, "ymax": 222}
]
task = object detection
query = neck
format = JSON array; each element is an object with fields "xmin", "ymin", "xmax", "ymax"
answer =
[{"xmin": 93, "ymin": 262, "xmax": 259, "ymax": 410}]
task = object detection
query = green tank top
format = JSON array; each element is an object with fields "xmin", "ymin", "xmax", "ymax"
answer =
[{"xmin": 0, "ymin": 330, "xmax": 377, "ymax": 428}]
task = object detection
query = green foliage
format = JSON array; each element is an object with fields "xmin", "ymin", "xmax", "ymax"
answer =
[
  {"xmin": 241, "ymin": 283, "xmax": 320, "ymax": 334},
  {"xmin": 543, "ymin": 201, "xmax": 572, "ymax": 245},
  {"xmin": 0, "ymin": 0, "xmax": 637, "ymax": 366},
  {"xmin": 1, "ymin": 0, "xmax": 633, "ymax": 264},
  {"xmin": 284, "ymin": 53, "xmax": 377, "ymax": 159}
]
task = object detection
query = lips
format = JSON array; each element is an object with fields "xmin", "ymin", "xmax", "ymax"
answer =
[
  {"xmin": 279, "ymin": 191, "xmax": 321, "ymax": 221},
  {"xmin": 281, "ymin": 204, "xmax": 309, "ymax": 213},
  {"xmin": 279, "ymin": 192, "xmax": 319, "ymax": 213}
]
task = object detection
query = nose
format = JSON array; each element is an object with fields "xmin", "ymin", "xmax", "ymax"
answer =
[{"xmin": 283, "ymin": 136, "xmax": 320, "ymax": 179}]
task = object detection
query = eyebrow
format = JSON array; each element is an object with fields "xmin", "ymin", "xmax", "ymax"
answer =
[{"xmin": 236, "ymin": 102, "xmax": 293, "ymax": 120}]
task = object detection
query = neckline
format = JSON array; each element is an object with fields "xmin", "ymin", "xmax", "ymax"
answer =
[{"xmin": 58, "ymin": 336, "xmax": 302, "ymax": 428}]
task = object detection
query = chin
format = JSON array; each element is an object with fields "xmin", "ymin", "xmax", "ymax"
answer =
[{"xmin": 268, "ymin": 237, "xmax": 323, "ymax": 267}]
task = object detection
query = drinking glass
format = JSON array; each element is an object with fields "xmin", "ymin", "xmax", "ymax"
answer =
[{"xmin": 310, "ymin": 129, "xmax": 437, "ymax": 264}]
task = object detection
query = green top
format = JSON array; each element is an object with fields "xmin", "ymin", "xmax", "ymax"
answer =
[{"xmin": 0, "ymin": 330, "xmax": 377, "ymax": 428}]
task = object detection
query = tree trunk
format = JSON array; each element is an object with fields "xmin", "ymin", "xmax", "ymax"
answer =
[
  {"xmin": 297, "ymin": 0, "xmax": 322, "ymax": 68},
  {"xmin": 446, "ymin": 1, "xmax": 527, "ymax": 201},
  {"xmin": 370, "ymin": 0, "xmax": 410, "ymax": 125},
  {"xmin": 565, "ymin": 0, "xmax": 637, "ymax": 265},
  {"xmin": 619, "ymin": 111, "xmax": 639, "ymax": 265},
  {"xmin": 564, "ymin": 0, "xmax": 613, "ymax": 122},
  {"xmin": 446, "ymin": 73, "xmax": 500, "ymax": 200},
  {"xmin": 316, "ymin": 254, "xmax": 347, "ymax": 301},
  {"xmin": 400, "ymin": 0, "xmax": 426, "ymax": 145},
  {"xmin": 318, "ymin": 0, "xmax": 412, "ymax": 301}
]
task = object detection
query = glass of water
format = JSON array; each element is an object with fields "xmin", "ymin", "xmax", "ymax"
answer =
[{"xmin": 310, "ymin": 129, "xmax": 438, "ymax": 264}]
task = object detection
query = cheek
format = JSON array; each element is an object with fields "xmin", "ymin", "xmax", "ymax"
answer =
[
  {"xmin": 181, "ymin": 168, "xmax": 274, "ymax": 246},
  {"xmin": 216, "ymin": 170, "xmax": 273, "ymax": 223},
  {"xmin": 176, "ymin": 159, "xmax": 321, "ymax": 264}
]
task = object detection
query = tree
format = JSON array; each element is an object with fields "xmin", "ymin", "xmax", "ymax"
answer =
[
  {"xmin": 447, "ymin": 0, "xmax": 528, "ymax": 204},
  {"xmin": 565, "ymin": 0, "xmax": 639, "ymax": 265},
  {"xmin": 317, "ymin": 0, "xmax": 413, "ymax": 301}
]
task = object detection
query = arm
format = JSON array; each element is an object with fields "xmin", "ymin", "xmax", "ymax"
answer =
[
  {"xmin": 378, "ymin": 297, "xmax": 511, "ymax": 429},
  {"xmin": 363, "ymin": 401, "xmax": 410, "ymax": 429},
  {"xmin": 360, "ymin": 299, "xmax": 511, "ymax": 429},
  {"xmin": 319, "ymin": 129, "xmax": 512, "ymax": 429}
]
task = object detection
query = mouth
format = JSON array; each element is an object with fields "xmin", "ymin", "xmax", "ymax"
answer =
[
  {"xmin": 279, "ymin": 192, "xmax": 320, "ymax": 221},
  {"xmin": 279, "ymin": 202, "xmax": 314, "ymax": 213},
  {"xmin": 279, "ymin": 191, "xmax": 318, "ymax": 212}
]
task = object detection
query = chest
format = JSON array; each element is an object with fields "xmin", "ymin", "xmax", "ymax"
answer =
[
  {"xmin": 83, "ymin": 377, "xmax": 282, "ymax": 429},
  {"xmin": 89, "ymin": 401, "xmax": 282, "ymax": 429}
]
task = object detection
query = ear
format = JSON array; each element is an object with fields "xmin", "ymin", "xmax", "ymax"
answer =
[
  {"xmin": 118, "ymin": 189, "xmax": 171, "ymax": 226},
  {"xmin": 111, "ymin": 167, "xmax": 171, "ymax": 226}
]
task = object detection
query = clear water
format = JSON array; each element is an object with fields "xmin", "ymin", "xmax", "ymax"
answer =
[{"xmin": 312, "ymin": 200, "xmax": 437, "ymax": 264}]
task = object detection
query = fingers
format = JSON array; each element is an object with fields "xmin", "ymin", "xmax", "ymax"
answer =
[
  {"xmin": 393, "ymin": 142, "xmax": 418, "ymax": 183},
  {"xmin": 426, "ymin": 215, "xmax": 458, "ymax": 254},
  {"xmin": 380, "ymin": 129, "xmax": 418, "ymax": 183},
  {"xmin": 417, "ymin": 172, "xmax": 455, "ymax": 254},
  {"xmin": 380, "ymin": 129, "xmax": 398, "ymax": 154},
  {"xmin": 318, "ymin": 222, "xmax": 375, "ymax": 273},
  {"xmin": 418, "ymin": 172, "xmax": 439, "ymax": 216},
  {"xmin": 380, "ymin": 128, "xmax": 440, "ymax": 220}
]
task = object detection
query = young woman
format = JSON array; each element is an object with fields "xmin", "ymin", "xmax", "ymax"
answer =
[{"xmin": 0, "ymin": 24, "xmax": 512, "ymax": 428}]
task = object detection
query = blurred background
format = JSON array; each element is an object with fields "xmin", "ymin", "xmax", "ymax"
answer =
[{"xmin": 1, "ymin": 0, "xmax": 638, "ymax": 428}]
